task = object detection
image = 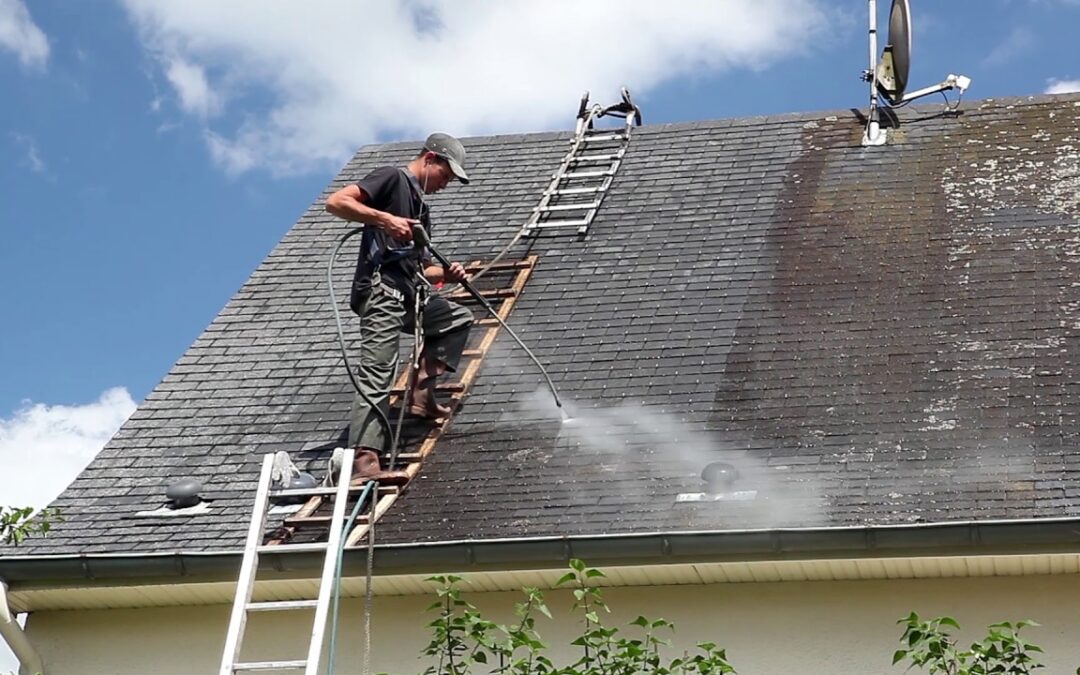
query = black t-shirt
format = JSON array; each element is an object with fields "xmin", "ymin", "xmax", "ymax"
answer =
[{"xmin": 350, "ymin": 166, "xmax": 432, "ymax": 312}]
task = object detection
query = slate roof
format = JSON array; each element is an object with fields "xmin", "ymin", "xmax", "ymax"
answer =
[{"xmin": 6, "ymin": 93, "xmax": 1080, "ymax": 557}]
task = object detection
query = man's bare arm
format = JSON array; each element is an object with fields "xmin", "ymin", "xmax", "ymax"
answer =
[
  {"xmin": 424, "ymin": 263, "xmax": 468, "ymax": 284},
  {"xmin": 325, "ymin": 184, "xmax": 416, "ymax": 242}
]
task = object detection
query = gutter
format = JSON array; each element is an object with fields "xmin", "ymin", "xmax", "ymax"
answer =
[
  {"xmin": 2, "ymin": 517, "xmax": 1080, "ymax": 587},
  {"xmin": 0, "ymin": 581, "xmax": 46, "ymax": 675}
]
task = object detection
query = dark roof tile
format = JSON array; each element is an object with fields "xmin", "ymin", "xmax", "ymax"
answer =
[{"xmin": 7, "ymin": 93, "xmax": 1080, "ymax": 556}]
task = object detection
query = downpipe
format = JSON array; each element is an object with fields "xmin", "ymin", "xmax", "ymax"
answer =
[{"xmin": 0, "ymin": 581, "xmax": 45, "ymax": 675}]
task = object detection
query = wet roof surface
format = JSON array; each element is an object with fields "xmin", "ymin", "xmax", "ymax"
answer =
[{"xmin": 7, "ymin": 93, "xmax": 1080, "ymax": 555}]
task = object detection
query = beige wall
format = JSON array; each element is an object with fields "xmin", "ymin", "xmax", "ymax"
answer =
[{"xmin": 22, "ymin": 574, "xmax": 1080, "ymax": 674}]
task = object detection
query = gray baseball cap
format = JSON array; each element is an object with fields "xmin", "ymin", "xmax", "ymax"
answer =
[{"xmin": 423, "ymin": 132, "xmax": 470, "ymax": 184}]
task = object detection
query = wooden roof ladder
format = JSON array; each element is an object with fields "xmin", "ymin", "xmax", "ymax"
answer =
[{"xmin": 252, "ymin": 258, "xmax": 540, "ymax": 554}]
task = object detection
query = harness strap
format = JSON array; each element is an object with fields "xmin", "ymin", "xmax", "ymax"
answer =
[{"xmin": 369, "ymin": 168, "xmax": 430, "ymax": 271}]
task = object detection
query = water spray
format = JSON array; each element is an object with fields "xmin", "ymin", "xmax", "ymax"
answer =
[{"xmin": 413, "ymin": 225, "xmax": 572, "ymax": 422}]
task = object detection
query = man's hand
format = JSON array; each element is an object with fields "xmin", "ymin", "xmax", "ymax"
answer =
[
  {"xmin": 380, "ymin": 214, "xmax": 419, "ymax": 242},
  {"xmin": 444, "ymin": 262, "xmax": 468, "ymax": 284}
]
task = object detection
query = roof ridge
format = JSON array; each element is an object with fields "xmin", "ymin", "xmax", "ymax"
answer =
[{"xmin": 352, "ymin": 91, "xmax": 1080, "ymax": 153}]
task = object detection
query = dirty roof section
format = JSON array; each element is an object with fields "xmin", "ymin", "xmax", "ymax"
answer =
[{"xmin": 7, "ymin": 93, "xmax": 1080, "ymax": 556}]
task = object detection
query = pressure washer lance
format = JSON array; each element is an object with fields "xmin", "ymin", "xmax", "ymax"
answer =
[{"xmin": 412, "ymin": 225, "xmax": 571, "ymax": 422}]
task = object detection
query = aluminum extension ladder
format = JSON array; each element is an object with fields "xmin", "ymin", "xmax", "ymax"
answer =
[
  {"xmin": 219, "ymin": 448, "xmax": 355, "ymax": 674},
  {"xmin": 523, "ymin": 88, "xmax": 642, "ymax": 237}
]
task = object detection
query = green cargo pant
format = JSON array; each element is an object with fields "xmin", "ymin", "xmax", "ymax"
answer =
[{"xmin": 347, "ymin": 281, "xmax": 473, "ymax": 450}]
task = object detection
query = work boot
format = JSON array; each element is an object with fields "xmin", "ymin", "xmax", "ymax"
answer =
[
  {"xmin": 407, "ymin": 352, "xmax": 454, "ymax": 420},
  {"xmin": 408, "ymin": 376, "xmax": 452, "ymax": 420},
  {"xmin": 351, "ymin": 448, "xmax": 410, "ymax": 485}
]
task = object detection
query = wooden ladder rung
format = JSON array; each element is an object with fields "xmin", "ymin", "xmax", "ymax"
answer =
[
  {"xmin": 285, "ymin": 514, "xmax": 370, "ymax": 527},
  {"xmin": 390, "ymin": 382, "xmax": 464, "ymax": 395},
  {"xmin": 463, "ymin": 260, "xmax": 533, "ymax": 273},
  {"xmin": 448, "ymin": 288, "xmax": 518, "ymax": 302}
]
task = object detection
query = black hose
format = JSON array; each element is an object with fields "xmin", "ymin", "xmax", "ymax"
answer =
[{"xmin": 413, "ymin": 227, "xmax": 566, "ymax": 410}]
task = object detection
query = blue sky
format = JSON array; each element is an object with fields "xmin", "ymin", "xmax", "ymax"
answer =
[
  {"xmin": 1, "ymin": 0, "xmax": 1078, "ymax": 507},
  {"xmin": 0, "ymin": 0, "xmax": 1076, "ymax": 670},
  {"xmin": 1, "ymin": 0, "xmax": 1077, "ymax": 505}
]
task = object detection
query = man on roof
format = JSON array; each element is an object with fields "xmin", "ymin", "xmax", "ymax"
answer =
[{"xmin": 326, "ymin": 132, "xmax": 473, "ymax": 459}]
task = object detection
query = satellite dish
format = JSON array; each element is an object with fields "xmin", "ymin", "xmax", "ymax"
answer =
[
  {"xmin": 876, "ymin": 0, "xmax": 911, "ymax": 103},
  {"xmin": 861, "ymin": 0, "xmax": 971, "ymax": 146}
]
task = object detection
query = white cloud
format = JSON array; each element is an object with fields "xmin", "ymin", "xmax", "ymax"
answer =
[
  {"xmin": 120, "ymin": 0, "xmax": 835, "ymax": 176},
  {"xmin": 10, "ymin": 131, "xmax": 45, "ymax": 173},
  {"xmin": 0, "ymin": 0, "xmax": 49, "ymax": 69},
  {"xmin": 164, "ymin": 55, "xmax": 220, "ymax": 117},
  {"xmin": 0, "ymin": 387, "xmax": 136, "ymax": 509},
  {"xmin": 1046, "ymin": 78, "xmax": 1080, "ymax": 94},
  {"xmin": 982, "ymin": 26, "xmax": 1034, "ymax": 67}
]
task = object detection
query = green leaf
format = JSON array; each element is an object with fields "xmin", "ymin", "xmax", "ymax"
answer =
[
  {"xmin": 939, "ymin": 617, "xmax": 961, "ymax": 629},
  {"xmin": 556, "ymin": 572, "xmax": 577, "ymax": 587},
  {"xmin": 893, "ymin": 649, "xmax": 909, "ymax": 665},
  {"xmin": 585, "ymin": 568, "xmax": 607, "ymax": 578},
  {"xmin": 908, "ymin": 630, "xmax": 924, "ymax": 647}
]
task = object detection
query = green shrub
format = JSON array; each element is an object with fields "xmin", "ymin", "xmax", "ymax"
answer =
[{"xmin": 399, "ymin": 559, "xmax": 736, "ymax": 675}]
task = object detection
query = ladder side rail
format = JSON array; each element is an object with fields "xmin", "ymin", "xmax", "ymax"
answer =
[
  {"xmin": 220, "ymin": 453, "xmax": 278, "ymax": 675},
  {"xmin": 530, "ymin": 99, "xmax": 635, "ymax": 235},
  {"xmin": 302, "ymin": 447, "xmax": 356, "ymax": 675},
  {"xmin": 524, "ymin": 105, "xmax": 605, "ymax": 234}
]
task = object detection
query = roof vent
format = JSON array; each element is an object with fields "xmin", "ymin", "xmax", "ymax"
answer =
[
  {"xmin": 131, "ymin": 478, "xmax": 212, "ymax": 518},
  {"xmin": 702, "ymin": 462, "xmax": 739, "ymax": 493},
  {"xmin": 675, "ymin": 462, "xmax": 758, "ymax": 503},
  {"xmin": 166, "ymin": 478, "xmax": 203, "ymax": 509}
]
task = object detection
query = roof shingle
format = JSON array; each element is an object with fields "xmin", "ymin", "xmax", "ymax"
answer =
[{"xmin": 7, "ymin": 93, "xmax": 1080, "ymax": 556}]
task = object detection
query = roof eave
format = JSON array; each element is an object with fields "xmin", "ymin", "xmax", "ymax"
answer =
[{"xmin": 4, "ymin": 518, "xmax": 1080, "ymax": 588}]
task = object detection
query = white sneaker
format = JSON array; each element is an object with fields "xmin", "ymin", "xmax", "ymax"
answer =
[
  {"xmin": 327, "ymin": 447, "xmax": 347, "ymax": 487},
  {"xmin": 270, "ymin": 450, "xmax": 300, "ymax": 489}
]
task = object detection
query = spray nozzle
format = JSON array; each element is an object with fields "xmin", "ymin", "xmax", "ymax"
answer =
[{"xmin": 411, "ymin": 223, "xmax": 430, "ymax": 249}]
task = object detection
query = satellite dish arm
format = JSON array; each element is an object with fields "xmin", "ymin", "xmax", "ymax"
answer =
[{"xmin": 897, "ymin": 74, "xmax": 972, "ymax": 104}]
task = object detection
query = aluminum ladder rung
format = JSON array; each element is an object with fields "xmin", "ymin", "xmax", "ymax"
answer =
[
  {"xmin": 579, "ymin": 133, "xmax": 626, "ymax": 142},
  {"xmin": 233, "ymin": 661, "xmax": 307, "ymax": 671},
  {"xmin": 534, "ymin": 218, "xmax": 590, "ymax": 229},
  {"xmin": 535, "ymin": 201, "xmax": 601, "ymax": 213},
  {"xmin": 270, "ymin": 483, "xmax": 395, "ymax": 499},
  {"xmin": 270, "ymin": 487, "xmax": 338, "ymax": 498},
  {"xmin": 247, "ymin": 600, "xmax": 319, "ymax": 612},
  {"xmin": 546, "ymin": 186, "xmax": 603, "ymax": 196},
  {"xmin": 560, "ymin": 169, "xmax": 613, "ymax": 179},
  {"xmin": 256, "ymin": 542, "xmax": 329, "ymax": 554},
  {"xmin": 569, "ymin": 153, "xmax": 620, "ymax": 163}
]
